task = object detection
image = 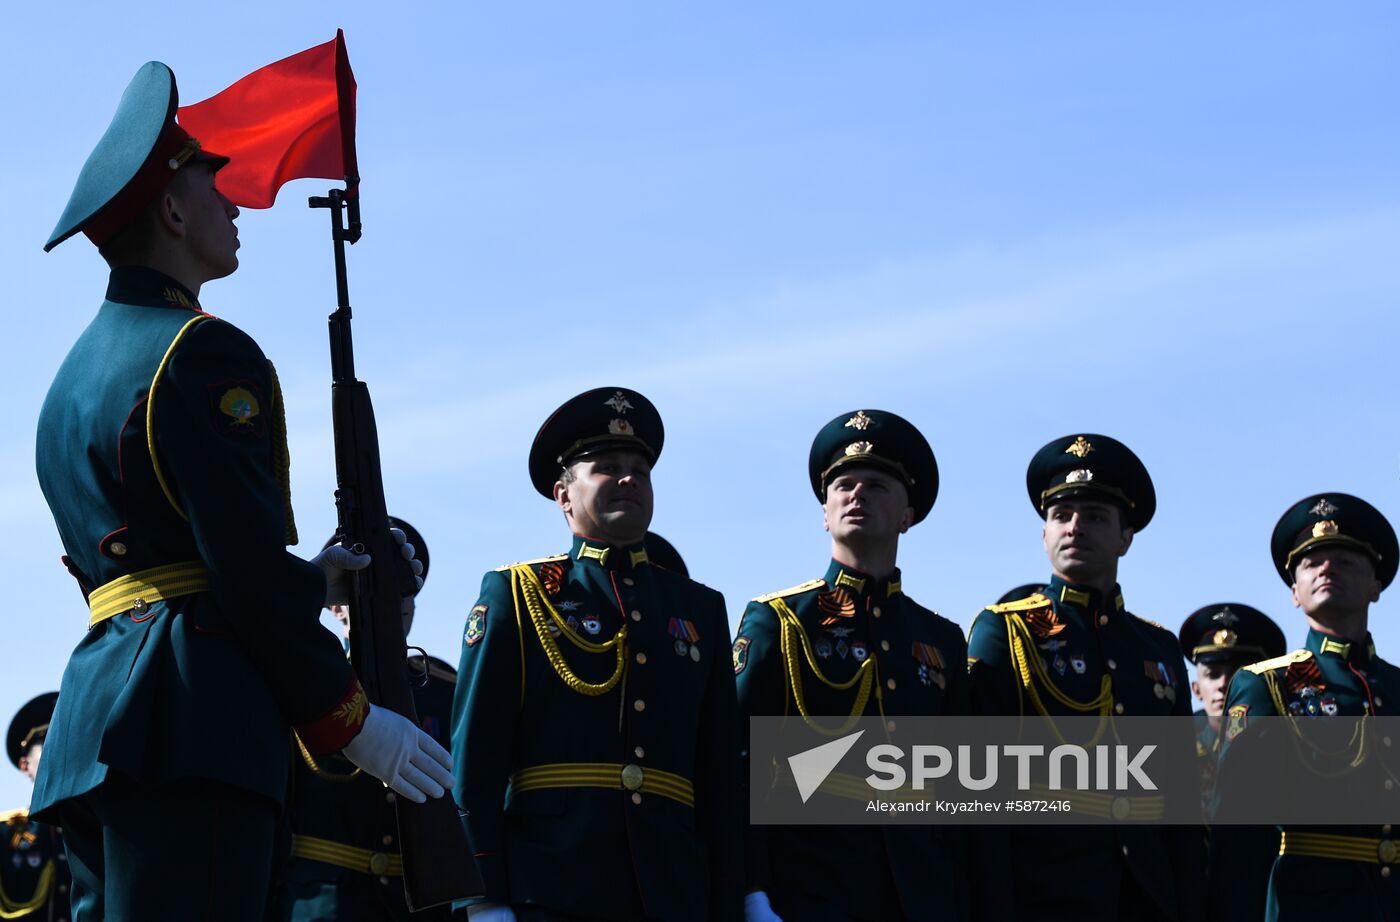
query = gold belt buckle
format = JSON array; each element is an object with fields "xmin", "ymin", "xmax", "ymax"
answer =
[{"xmin": 620, "ymin": 763, "xmax": 645, "ymax": 792}]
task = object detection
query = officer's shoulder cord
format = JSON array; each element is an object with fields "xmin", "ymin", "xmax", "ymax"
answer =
[
  {"xmin": 769, "ymin": 596, "xmax": 881, "ymax": 736},
  {"xmin": 146, "ymin": 314, "xmax": 212, "ymax": 522},
  {"xmin": 1259, "ymin": 669, "xmax": 1373, "ymax": 774},
  {"xmin": 0, "ymin": 856, "xmax": 55, "ymax": 919},
  {"xmin": 294, "ymin": 731, "xmax": 362, "ymax": 783},
  {"xmin": 1005, "ymin": 611, "xmax": 1113, "ymax": 747},
  {"xmin": 510, "ymin": 564, "xmax": 627, "ymax": 697}
]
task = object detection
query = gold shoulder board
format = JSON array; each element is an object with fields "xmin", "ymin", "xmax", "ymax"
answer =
[
  {"xmin": 0, "ymin": 807, "xmax": 28, "ymax": 825},
  {"xmin": 753, "ymin": 578, "xmax": 826, "ymax": 604},
  {"xmin": 1131, "ymin": 614, "xmax": 1167, "ymax": 630},
  {"xmin": 985, "ymin": 592, "xmax": 1052, "ymax": 614},
  {"xmin": 1244, "ymin": 649, "xmax": 1313, "ymax": 675},
  {"xmin": 495, "ymin": 553, "xmax": 570, "ymax": 572}
]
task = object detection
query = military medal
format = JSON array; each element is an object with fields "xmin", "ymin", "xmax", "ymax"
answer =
[
  {"xmin": 816, "ymin": 637, "xmax": 833, "ymax": 659},
  {"xmin": 1052, "ymin": 654, "xmax": 1067, "ymax": 676},
  {"xmin": 566, "ymin": 614, "xmax": 580, "ymax": 633},
  {"xmin": 836, "ymin": 639, "xmax": 849, "ymax": 660},
  {"xmin": 912, "ymin": 642, "xmax": 946, "ymax": 688},
  {"xmin": 668, "ymin": 617, "xmax": 700, "ymax": 658},
  {"xmin": 851, "ymin": 641, "xmax": 869, "ymax": 662},
  {"xmin": 1070, "ymin": 655, "xmax": 1086, "ymax": 675},
  {"xmin": 1320, "ymin": 697, "xmax": 1339, "ymax": 716},
  {"xmin": 581, "ymin": 615, "xmax": 602, "ymax": 636}
]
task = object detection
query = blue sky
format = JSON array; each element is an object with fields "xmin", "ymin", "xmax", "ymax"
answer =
[{"xmin": 3, "ymin": 2, "xmax": 1398, "ymax": 807}]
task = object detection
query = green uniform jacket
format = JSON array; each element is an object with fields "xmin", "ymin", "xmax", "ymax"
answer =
[
  {"xmin": 32, "ymin": 267, "xmax": 364, "ymax": 818},
  {"xmin": 451, "ymin": 536, "xmax": 744, "ymax": 921},
  {"xmin": 1, "ymin": 809, "xmax": 70, "ymax": 920},
  {"xmin": 734, "ymin": 560, "xmax": 971, "ymax": 922},
  {"xmin": 965, "ymin": 577, "xmax": 1203, "ymax": 921},
  {"xmin": 276, "ymin": 655, "xmax": 456, "ymax": 922},
  {"xmin": 1207, "ymin": 628, "xmax": 1400, "ymax": 922}
]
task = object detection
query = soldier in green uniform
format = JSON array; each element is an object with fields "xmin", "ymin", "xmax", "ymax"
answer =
[
  {"xmin": 1207, "ymin": 493, "xmax": 1400, "ymax": 921},
  {"xmin": 35, "ymin": 62, "xmax": 451, "ymax": 919},
  {"xmin": 4, "ymin": 693, "xmax": 70, "ymax": 921},
  {"xmin": 966, "ymin": 433, "xmax": 1201, "ymax": 921},
  {"xmin": 276, "ymin": 519, "xmax": 455, "ymax": 922},
  {"xmin": 451, "ymin": 387, "xmax": 744, "ymax": 921},
  {"xmin": 1177, "ymin": 603, "xmax": 1286, "ymax": 816},
  {"xmin": 733, "ymin": 409, "xmax": 970, "ymax": 922}
]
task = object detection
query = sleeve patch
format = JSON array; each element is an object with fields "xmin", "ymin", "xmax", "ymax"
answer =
[
  {"xmin": 208, "ymin": 380, "xmax": 267, "ymax": 438},
  {"xmin": 1225, "ymin": 704, "xmax": 1249, "ymax": 741},
  {"xmin": 465, "ymin": 604, "xmax": 487, "ymax": 646},
  {"xmin": 732, "ymin": 636, "xmax": 751, "ymax": 675}
]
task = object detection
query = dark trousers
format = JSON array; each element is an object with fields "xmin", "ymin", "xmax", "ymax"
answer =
[{"xmin": 58, "ymin": 774, "xmax": 276, "ymax": 921}]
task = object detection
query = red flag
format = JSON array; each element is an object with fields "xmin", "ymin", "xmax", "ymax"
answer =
[{"xmin": 178, "ymin": 30, "xmax": 358, "ymax": 209}]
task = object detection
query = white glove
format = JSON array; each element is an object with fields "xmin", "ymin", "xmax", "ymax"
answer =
[
  {"xmin": 314, "ymin": 530, "xmax": 424, "ymax": 607},
  {"xmin": 389, "ymin": 526, "xmax": 425, "ymax": 592},
  {"xmin": 313, "ymin": 544, "xmax": 372, "ymax": 607},
  {"xmin": 342, "ymin": 703, "xmax": 454, "ymax": 803},
  {"xmin": 745, "ymin": 891, "xmax": 784, "ymax": 922},
  {"xmin": 466, "ymin": 905, "xmax": 517, "ymax": 921}
]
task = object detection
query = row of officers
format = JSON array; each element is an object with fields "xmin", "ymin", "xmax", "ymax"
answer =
[
  {"xmin": 12, "ymin": 389, "xmax": 1397, "ymax": 921},
  {"xmin": 26, "ymin": 60, "xmax": 1398, "ymax": 921}
]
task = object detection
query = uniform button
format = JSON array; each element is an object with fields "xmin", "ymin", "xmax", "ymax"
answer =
[
  {"xmin": 630, "ymin": 610, "xmax": 642, "ymax": 622},
  {"xmin": 1385, "ymin": 737, "xmax": 1393, "ymax": 748},
  {"xmin": 1378, "ymin": 697, "xmax": 1386, "ymax": 708},
  {"xmin": 634, "ymin": 699, "xmax": 646, "ymax": 712},
  {"xmin": 382, "ymin": 834, "xmax": 393, "ymax": 846},
  {"xmin": 636, "ymin": 652, "xmax": 647, "ymax": 665},
  {"xmin": 631, "ymin": 792, "xmax": 642, "ymax": 805},
  {"xmin": 886, "ymin": 679, "xmax": 897, "ymax": 690},
  {"xmin": 635, "ymin": 746, "xmax": 645, "ymax": 759},
  {"xmin": 623, "ymin": 577, "xmax": 635, "ymax": 586},
  {"xmin": 1386, "ymin": 780, "xmax": 1395, "ymax": 792},
  {"xmin": 1383, "ymin": 867, "xmax": 1392, "ymax": 879},
  {"xmin": 1121, "ymin": 845, "xmax": 1130, "ymax": 857},
  {"xmin": 1114, "ymin": 703, "xmax": 1125, "ymax": 715},
  {"xmin": 1098, "ymin": 615, "xmax": 1109, "ymax": 626},
  {"xmin": 886, "ymin": 720, "xmax": 897, "ymax": 732},
  {"xmin": 385, "ymin": 792, "xmax": 396, "ymax": 804},
  {"xmin": 368, "ymin": 853, "xmax": 390, "ymax": 875},
  {"xmin": 1106, "ymin": 659, "xmax": 1117, "ymax": 670},
  {"xmin": 872, "ymin": 606, "xmax": 883, "ymax": 618},
  {"xmin": 1385, "ymin": 824, "xmax": 1393, "ymax": 835},
  {"xmin": 880, "ymin": 640, "xmax": 891, "ymax": 652},
  {"xmin": 379, "ymin": 876, "xmax": 390, "ymax": 885},
  {"xmin": 131, "ymin": 598, "xmax": 148, "ymax": 614},
  {"xmin": 109, "ymin": 541, "xmax": 128, "ymax": 556}
]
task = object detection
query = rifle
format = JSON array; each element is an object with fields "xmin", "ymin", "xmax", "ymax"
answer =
[{"xmin": 311, "ymin": 182, "xmax": 484, "ymax": 910}]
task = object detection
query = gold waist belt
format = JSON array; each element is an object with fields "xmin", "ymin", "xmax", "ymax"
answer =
[
  {"xmin": 291, "ymin": 834, "xmax": 403, "ymax": 877},
  {"xmin": 87, "ymin": 561, "xmax": 209, "ymax": 628},
  {"xmin": 1279, "ymin": 831, "xmax": 1399, "ymax": 865},
  {"xmin": 1028, "ymin": 784, "xmax": 1165, "ymax": 820},
  {"xmin": 511, "ymin": 762, "xmax": 694, "ymax": 808}
]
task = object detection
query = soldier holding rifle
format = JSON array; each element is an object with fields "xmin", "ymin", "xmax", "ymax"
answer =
[{"xmin": 34, "ymin": 61, "xmax": 450, "ymax": 919}]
